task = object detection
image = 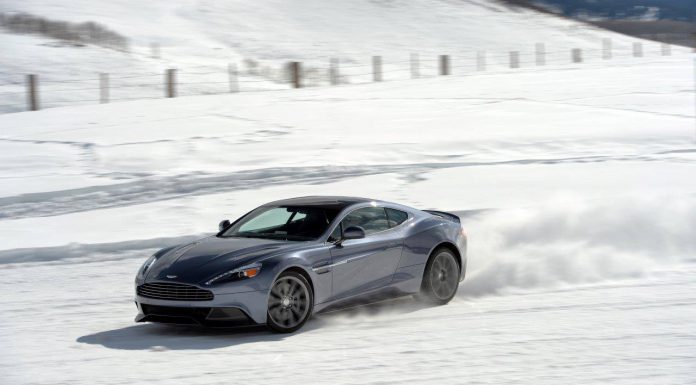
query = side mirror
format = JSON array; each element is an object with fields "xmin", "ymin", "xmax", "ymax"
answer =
[
  {"xmin": 342, "ymin": 226, "xmax": 365, "ymax": 241},
  {"xmin": 218, "ymin": 219, "xmax": 231, "ymax": 232}
]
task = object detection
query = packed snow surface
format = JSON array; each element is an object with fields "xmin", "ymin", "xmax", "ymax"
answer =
[{"xmin": 0, "ymin": 16, "xmax": 695, "ymax": 385}]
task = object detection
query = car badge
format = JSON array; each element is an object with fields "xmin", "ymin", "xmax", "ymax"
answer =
[{"xmin": 166, "ymin": 274, "xmax": 178, "ymax": 279}]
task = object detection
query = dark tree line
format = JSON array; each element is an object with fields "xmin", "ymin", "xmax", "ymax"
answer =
[
  {"xmin": 0, "ymin": 13, "xmax": 129, "ymax": 51},
  {"xmin": 504, "ymin": 0, "xmax": 695, "ymax": 22}
]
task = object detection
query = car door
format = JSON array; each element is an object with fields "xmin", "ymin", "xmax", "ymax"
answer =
[{"xmin": 329, "ymin": 206, "xmax": 403, "ymax": 301}]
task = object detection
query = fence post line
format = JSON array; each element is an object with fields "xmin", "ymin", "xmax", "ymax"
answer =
[
  {"xmin": 329, "ymin": 58, "xmax": 339, "ymax": 85},
  {"xmin": 535, "ymin": 43, "xmax": 546, "ymax": 66},
  {"xmin": 26, "ymin": 74, "xmax": 39, "ymax": 111},
  {"xmin": 228, "ymin": 63, "xmax": 239, "ymax": 93},
  {"xmin": 572, "ymin": 48, "xmax": 583, "ymax": 63},
  {"xmin": 633, "ymin": 42, "xmax": 643, "ymax": 57},
  {"xmin": 165, "ymin": 69, "xmax": 177, "ymax": 98},
  {"xmin": 693, "ymin": 57, "xmax": 696, "ymax": 143},
  {"xmin": 372, "ymin": 56, "xmax": 382, "ymax": 82},
  {"xmin": 661, "ymin": 43, "xmax": 671, "ymax": 56},
  {"xmin": 410, "ymin": 53, "xmax": 419, "ymax": 79},
  {"xmin": 476, "ymin": 51, "xmax": 486, "ymax": 71},
  {"xmin": 439, "ymin": 55, "xmax": 450, "ymax": 76},
  {"xmin": 151, "ymin": 43, "xmax": 160, "ymax": 59},
  {"xmin": 603, "ymin": 38, "xmax": 612, "ymax": 60},
  {"xmin": 509, "ymin": 51, "xmax": 520, "ymax": 69},
  {"xmin": 99, "ymin": 73, "xmax": 109, "ymax": 104},
  {"xmin": 289, "ymin": 62, "xmax": 301, "ymax": 88}
]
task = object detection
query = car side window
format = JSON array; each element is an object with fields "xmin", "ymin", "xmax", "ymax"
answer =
[
  {"xmin": 341, "ymin": 207, "xmax": 390, "ymax": 235},
  {"xmin": 385, "ymin": 208, "xmax": 409, "ymax": 227}
]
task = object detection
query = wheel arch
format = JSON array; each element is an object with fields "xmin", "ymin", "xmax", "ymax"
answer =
[{"xmin": 428, "ymin": 242, "xmax": 462, "ymax": 272}]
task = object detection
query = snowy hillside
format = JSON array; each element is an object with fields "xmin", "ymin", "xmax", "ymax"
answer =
[
  {"xmin": 1, "ymin": 0, "xmax": 643, "ymax": 59},
  {"xmin": 0, "ymin": 0, "xmax": 657, "ymax": 113}
]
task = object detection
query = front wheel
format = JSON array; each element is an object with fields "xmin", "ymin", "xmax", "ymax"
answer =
[
  {"xmin": 417, "ymin": 248, "xmax": 460, "ymax": 305},
  {"xmin": 267, "ymin": 271, "xmax": 313, "ymax": 333}
]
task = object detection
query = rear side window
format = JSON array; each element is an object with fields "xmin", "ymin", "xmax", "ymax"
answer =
[
  {"xmin": 341, "ymin": 207, "xmax": 390, "ymax": 235},
  {"xmin": 385, "ymin": 208, "xmax": 409, "ymax": 227}
]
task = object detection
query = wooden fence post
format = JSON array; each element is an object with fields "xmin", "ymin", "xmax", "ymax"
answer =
[
  {"xmin": 99, "ymin": 73, "xmax": 109, "ymax": 104},
  {"xmin": 661, "ymin": 43, "xmax": 671, "ymax": 56},
  {"xmin": 439, "ymin": 55, "xmax": 450, "ymax": 75},
  {"xmin": 603, "ymin": 38, "xmax": 612, "ymax": 60},
  {"xmin": 572, "ymin": 48, "xmax": 583, "ymax": 63},
  {"xmin": 166, "ymin": 69, "xmax": 176, "ymax": 98},
  {"xmin": 372, "ymin": 56, "xmax": 382, "ymax": 82},
  {"xmin": 410, "ymin": 53, "xmax": 419, "ymax": 79},
  {"xmin": 151, "ymin": 43, "xmax": 160, "ymax": 59},
  {"xmin": 693, "ymin": 56, "xmax": 696, "ymax": 143},
  {"xmin": 26, "ymin": 74, "xmax": 39, "ymax": 111},
  {"xmin": 476, "ymin": 51, "xmax": 486, "ymax": 71},
  {"xmin": 509, "ymin": 51, "xmax": 520, "ymax": 69},
  {"xmin": 289, "ymin": 62, "xmax": 301, "ymax": 88},
  {"xmin": 228, "ymin": 63, "xmax": 239, "ymax": 93},
  {"xmin": 633, "ymin": 42, "xmax": 643, "ymax": 57},
  {"xmin": 329, "ymin": 58, "xmax": 339, "ymax": 85},
  {"xmin": 535, "ymin": 43, "xmax": 546, "ymax": 66}
]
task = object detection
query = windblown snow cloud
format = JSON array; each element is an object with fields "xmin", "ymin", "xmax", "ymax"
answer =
[{"xmin": 460, "ymin": 194, "xmax": 696, "ymax": 296}]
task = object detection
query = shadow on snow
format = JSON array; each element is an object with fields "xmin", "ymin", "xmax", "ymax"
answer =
[{"xmin": 77, "ymin": 296, "xmax": 431, "ymax": 350}]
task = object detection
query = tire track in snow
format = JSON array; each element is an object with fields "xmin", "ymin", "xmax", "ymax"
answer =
[{"xmin": 0, "ymin": 153, "xmax": 681, "ymax": 220}]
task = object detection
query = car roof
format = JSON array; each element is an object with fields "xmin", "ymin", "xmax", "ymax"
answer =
[{"xmin": 263, "ymin": 196, "xmax": 374, "ymax": 210}]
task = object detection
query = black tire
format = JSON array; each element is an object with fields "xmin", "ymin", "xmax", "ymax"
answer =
[
  {"xmin": 417, "ymin": 248, "xmax": 460, "ymax": 305},
  {"xmin": 266, "ymin": 271, "xmax": 313, "ymax": 333}
]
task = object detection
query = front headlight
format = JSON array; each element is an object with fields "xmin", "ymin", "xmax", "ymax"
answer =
[
  {"xmin": 137, "ymin": 254, "xmax": 158, "ymax": 279},
  {"xmin": 205, "ymin": 263, "xmax": 262, "ymax": 286}
]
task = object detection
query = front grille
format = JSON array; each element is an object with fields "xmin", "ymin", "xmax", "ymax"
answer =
[{"xmin": 137, "ymin": 282, "xmax": 214, "ymax": 301}]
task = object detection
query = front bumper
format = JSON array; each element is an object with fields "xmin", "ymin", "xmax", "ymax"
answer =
[{"xmin": 135, "ymin": 289, "xmax": 269, "ymax": 325}]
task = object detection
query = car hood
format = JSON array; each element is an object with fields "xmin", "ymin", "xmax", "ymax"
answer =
[{"xmin": 145, "ymin": 236, "xmax": 303, "ymax": 284}]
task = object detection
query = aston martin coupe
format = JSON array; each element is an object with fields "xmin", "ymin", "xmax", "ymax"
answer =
[{"xmin": 134, "ymin": 196, "xmax": 467, "ymax": 332}]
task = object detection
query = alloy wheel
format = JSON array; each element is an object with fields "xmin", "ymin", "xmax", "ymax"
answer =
[{"xmin": 268, "ymin": 275, "xmax": 310, "ymax": 330}]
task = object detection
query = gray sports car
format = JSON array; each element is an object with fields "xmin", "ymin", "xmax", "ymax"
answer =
[{"xmin": 134, "ymin": 196, "xmax": 467, "ymax": 332}]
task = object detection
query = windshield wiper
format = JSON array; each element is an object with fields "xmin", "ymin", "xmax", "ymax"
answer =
[
  {"xmin": 221, "ymin": 232, "xmax": 313, "ymax": 241},
  {"xmin": 224, "ymin": 232, "xmax": 283, "ymax": 240}
]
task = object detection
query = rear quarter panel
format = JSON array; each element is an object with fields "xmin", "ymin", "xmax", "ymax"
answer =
[
  {"xmin": 399, "ymin": 217, "xmax": 459, "ymax": 267},
  {"xmin": 396, "ymin": 215, "xmax": 467, "ymax": 287}
]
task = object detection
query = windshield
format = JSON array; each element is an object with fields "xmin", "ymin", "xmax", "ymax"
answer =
[{"xmin": 220, "ymin": 205, "xmax": 340, "ymax": 241}]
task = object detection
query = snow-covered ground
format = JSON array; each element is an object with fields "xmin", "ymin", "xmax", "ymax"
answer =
[
  {"xmin": 1, "ymin": 0, "xmax": 696, "ymax": 382},
  {"xmin": 2, "ymin": 255, "xmax": 695, "ymax": 385},
  {"xmin": 1, "ymin": 51, "xmax": 695, "ymax": 383},
  {"xmin": 1, "ymin": 53, "xmax": 694, "ymax": 250}
]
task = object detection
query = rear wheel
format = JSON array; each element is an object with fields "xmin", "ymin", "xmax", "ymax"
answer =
[
  {"xmin": 267, "ymin": 271, "xmax": 313, "ymax": 333},
  {"xmin": 418, "ymin": 248, "xmax": 460, "ymax": 305}
]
